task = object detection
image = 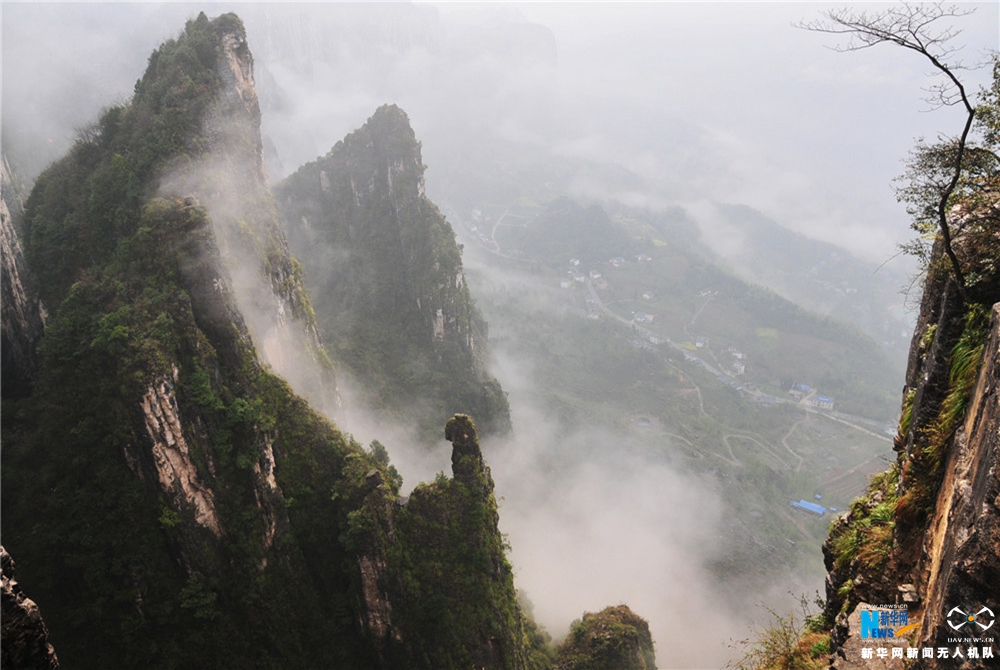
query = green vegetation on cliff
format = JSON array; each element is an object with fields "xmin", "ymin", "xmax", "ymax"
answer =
[
  {"xmin": 387, "ymin": 415, "xmax": 526, "ymax": 669},
  {"xmin": 2, "ymin": 14, "xmax": 529, "ymax": 669},
  {"xmin": 23, "ymin": 12, "xmax": 223, "ymax": 309},
  {"xmin": 5, "ymin": 192, "xmax": 379, "ymax": 667},
  {"xmin": 553, "ymin": 605, "xmax": 656, "ymax": 670},
  {"xmin": 275, "ymin": 105, "xmax": 510, "ymax": 439},
  {"xmin": 816, "ymin": 45, "xmax": 1000, "ymax": 663},
  {"xmin": 726, "ymin": 597, "xmax": 829, "ymax": 670}
]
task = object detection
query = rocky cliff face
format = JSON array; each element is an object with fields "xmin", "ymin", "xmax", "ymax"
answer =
[
  {"xmin": 275, "ymin": 104, "xmax": 510, "ymax": 438},
  {"xmin": 914, "ymin": 302, "xmax": 1000, "ymax": 664},
  {"xmin": 1, "ymin": 156, "xmax": 45, "ymax": 399},
  {"xmin": 1, "ymin": 14, "xmax": 532, "ymax": 669},
  {"xmin": 162, "ymin": 14, "xmax": 337, "ymax": 412},
  {"xmin": 823, "ymin": 240, "xmax": 999, "ymax": 666},
  {"xmin": 553, "ymin": 605, "xmax": 657, "ymax": 670},
  {"xmin": 374, "ymin": 414, "xmax": 528, "ymax": 669},
  {"xmin": 818, "ymin": 62, "xmax": 1000, "ymax": 664},
  {"xmin": 1, "ymin": 546, "xmax": 59, "ymax": 670}
]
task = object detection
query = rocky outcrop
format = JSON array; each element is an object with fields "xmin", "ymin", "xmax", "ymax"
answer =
[
  {"xmin": 351, "ymin": 414, "xmax": 527, "ymax": 669},
  {"xmin": 913, "ymin": 303, "xmax": 999, "ymax": 665},
  {"xmin": 357, "ymin": 552, "xmax": 397, "ymax": 650},
  {"xmin": 1, "ymin": 546, "xmax": 59, "ymax": 670},
  {"xmin": 1, "ymin": 156, "xmax": 45, "ymax": 399},
  {"xmin": 138, "ymin": 374, "xmax": 222, "ymax": 537},
  {"xmin": 447, "ymin": 412, "xmax": 489, "ymax": 488},
  {"xmin": 275, "ymin": 105, "xmax": 510, "ymax": 438},
  {"xmin": 823, "ymin": 252, "xmax": 1000, "ymax": 668},
  {"xmin": 554, "ymin": 605, "xmax": 657, "ymax": 670}
]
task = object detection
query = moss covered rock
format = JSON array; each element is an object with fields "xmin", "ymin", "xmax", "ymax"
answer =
[
  {"xmin": 275, "ymin": 106, "xmax": 510, "ymax": 439},
  {"xmin": 554, "ymin": 605, "xmax": 656, "ymax": 670},
  {"xmin": 1, "ymin": 15, "xmax": 523, "ymax": 669}
]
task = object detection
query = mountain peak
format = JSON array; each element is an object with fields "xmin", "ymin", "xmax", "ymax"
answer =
[
  {"xmin": 446, "ymin": 413, "xmax": 486, "ymax": 488},
  {"xmin": 277, "ymin": 105, "xmax": 511, "ymax": 438},
  {"xmin": 370, "ymin": 102, "xmax": 411, "ymax": 126}
]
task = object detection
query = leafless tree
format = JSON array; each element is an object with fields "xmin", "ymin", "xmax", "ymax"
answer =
[{"xmin": 799, "ymin": 3, "xmax": 984, "ymax": 301}]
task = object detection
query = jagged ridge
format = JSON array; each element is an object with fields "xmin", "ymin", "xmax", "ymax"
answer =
[
  {"xmin": 275, "ymin": 104, "xmax": 511, "ymax": 438},
  {"xmin": 1, "ymin": 14, "xmax": 526, "ymax": 669}
]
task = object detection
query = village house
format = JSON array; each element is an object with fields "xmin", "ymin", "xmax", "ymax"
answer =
[
  {"xmin": 809, "ymin": 396, "xmax": 835, "ymax": 410},
  {"xmin": 791, "ymin": 500, "xmax": 826, "ymax": 516}
]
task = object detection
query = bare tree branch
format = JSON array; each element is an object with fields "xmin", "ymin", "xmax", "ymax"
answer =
[{"xmin": 798, "ymin": 2, "xmax": 982, "ymax": 301}]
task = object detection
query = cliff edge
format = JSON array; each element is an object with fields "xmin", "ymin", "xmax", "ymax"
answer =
[
  {"xmin": 1, "ymin": 546, "xmax": 59, "ymax": 670},
  {"xmin": 275, "ymin": 105, "xmax": 510, "ymax": 439}
]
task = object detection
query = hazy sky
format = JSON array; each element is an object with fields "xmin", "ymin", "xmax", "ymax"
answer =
[
  {"xmin": 461, "ymin": 2, "xmax": 998, "ymax": 260},
  {"xmin": 3, "ymin": 2, "xmax": 997, "ymax": 264}
]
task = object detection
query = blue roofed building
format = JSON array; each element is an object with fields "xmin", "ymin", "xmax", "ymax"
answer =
[
  {"xmin": 810, "ymin": 395, "xmax": 835, "ymax": 410},
  {"xmin": 791, "ymin": 500, "xmax": 826, "ymax": 516}
]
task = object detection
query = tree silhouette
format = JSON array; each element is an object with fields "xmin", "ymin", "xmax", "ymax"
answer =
[{"xmin": 800, "ymin": 3, "xmax": 989, "ymax": 302}]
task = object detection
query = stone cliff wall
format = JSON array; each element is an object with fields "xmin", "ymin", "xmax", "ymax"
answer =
[
  {"xmin": 1, "ymin": 156, "xmax": 45, "ymax": 399},
  {"xmin": 1, "ymin": 546, "xmax": 59, "ymax": 670},
  {"xmin": 156, "ymin": 15, "xmax": 338, "ymax": 413},
  {"xmin": 275, "ymin": 105, "xmax": 511, "ymax": 437},
  {"xmin": 825, "ymin": 259, "xmax": 999, "ymax": 669},
  {"xmin": 913, "ymin": 303, "xmax": 999, "ymax": 667}
]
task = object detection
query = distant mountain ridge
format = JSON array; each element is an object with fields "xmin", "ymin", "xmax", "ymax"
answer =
[
  {"xmin": 698, "ymin": 203, "xmax": 914, "ymax": 354},
  {"xmin": 498, "ymin": 197, "xmax": 635, "ymax": 263},
  {"xmin": 478, "ymin": 197, "xmax": 901, "ymax": 420}
]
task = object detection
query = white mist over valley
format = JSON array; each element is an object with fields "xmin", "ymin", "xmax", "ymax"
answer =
[{"xmin": 3, "ymin": 3, "xmax": 997, "ymax": 668}]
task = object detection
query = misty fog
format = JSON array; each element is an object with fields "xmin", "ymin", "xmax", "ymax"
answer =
[
  {"xmin": 4, "ymin": 3, "xmax": 998, "ymax": 667},
  {"xmin": 5, "ymin": 3, "xmax": 996, "ymax": 260}
]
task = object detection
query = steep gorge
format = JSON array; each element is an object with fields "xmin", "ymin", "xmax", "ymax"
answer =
[{"xmin": 0, "ymin": 14, "xmax": 528, "ymax": 668}]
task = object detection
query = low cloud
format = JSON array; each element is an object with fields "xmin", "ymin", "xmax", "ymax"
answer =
[{"xmin": 482, "ymin": 347, "xmax": 748, "ymax": 668}]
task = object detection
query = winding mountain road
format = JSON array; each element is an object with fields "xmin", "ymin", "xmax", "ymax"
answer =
[{"xmin": 584, "ymin": 278, "xmax": 893, "ymax": 444}]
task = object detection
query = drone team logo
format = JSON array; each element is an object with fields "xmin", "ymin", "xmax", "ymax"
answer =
[{"xmin": 948, "ymin": 606, "xmax": 995, "ymax": 634}]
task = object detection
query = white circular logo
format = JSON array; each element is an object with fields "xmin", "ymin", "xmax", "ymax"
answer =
[{"xmin": 948, "ymin": 606, "xmax": 995, "ymax": 632}]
